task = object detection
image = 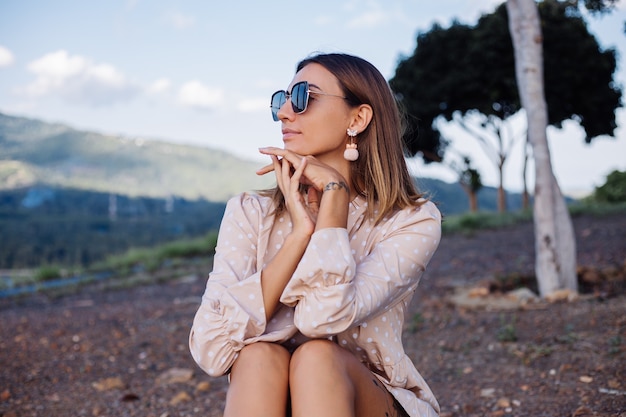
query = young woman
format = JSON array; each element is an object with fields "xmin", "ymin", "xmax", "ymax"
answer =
[{"xmin": 189, "ymin": 53, "xmax": 441, "ymax": 417}]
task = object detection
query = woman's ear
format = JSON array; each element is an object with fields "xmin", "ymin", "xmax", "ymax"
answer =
[{"xmin": 349, "ymin": 104, "xmax": 373, "ymax": 134}]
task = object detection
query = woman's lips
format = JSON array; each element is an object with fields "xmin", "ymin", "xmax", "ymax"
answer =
[{"xmin": 282, "ymin": 128, "xmax": 300, "ymax": 140}]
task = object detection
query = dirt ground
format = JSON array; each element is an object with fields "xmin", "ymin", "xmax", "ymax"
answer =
[{"xmin": 1, "ymin": 212, "xmax": 624, "ymax": 417}]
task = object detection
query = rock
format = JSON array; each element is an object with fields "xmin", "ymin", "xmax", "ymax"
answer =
[
  {"xmin": 195, "ymin": 381, "xmax": 211, "ymax": 392},
  {"xmin": 169, "ymin": 391, "xmax": 192, "ymax": 405},
  {"xmin": 92, "ymin": 377, "xmax": 125, "ymax": 391},
  {"xmin": 0, "ymin": 389, "xmax": 10, "ymax": 401},
  {"xmin": 545, "ymin": 289, "xmax": 578, "ymax": 303},
  {"xmin": 480, "ymin": 388, "xmax": 496, "ymax": 397},
  {"xmin": 579, "ymin": 375, "xmax": 593, "ymax": 383},
  {"xmin": 581, "ymin": 268, "xmax": 602, "ymax": 285},
  {"xmin": 449, "ymin": 287, "xmax": 533, "ymax": 311},
  {"xmin": 506, "ymin": 288, "xmax": 539, "ymax": 304},
  {"xmin": 496, "ymin": 397, "xmax": 510, "ymax": 408},
  {"xmin": 572, "ymin": 406, "xmax": 595, "ymax": 416},
  {"xmin": 156, "ymin": 368, "xmax": 194, "ymax": 385},
  {"xmin": 468, "ymin": 286, "xmax": 490, "ymax": 297}
]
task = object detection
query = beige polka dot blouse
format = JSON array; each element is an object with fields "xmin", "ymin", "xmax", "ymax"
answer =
[{"xmin": 190, "ymin": 192, "xmax": 442, "ymax": 416}]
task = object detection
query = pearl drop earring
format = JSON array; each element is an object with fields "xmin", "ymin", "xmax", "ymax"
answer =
[{"xmin": 344, "ymin": 128, "xmax": 359, "ymax": 161}]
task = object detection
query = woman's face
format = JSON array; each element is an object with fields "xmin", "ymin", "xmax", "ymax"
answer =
[{"xmin": 277, "ymin": 63, "xmax": 354, "ymax": 162}]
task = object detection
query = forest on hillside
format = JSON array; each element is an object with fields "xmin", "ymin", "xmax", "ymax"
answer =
[
  {"xmin": 0, "ymin": 187, "xmax": 226, "ymax": 269},
  {"xmin": 0, "ymin": 180, "xmax": 534, "ymax": 269}
]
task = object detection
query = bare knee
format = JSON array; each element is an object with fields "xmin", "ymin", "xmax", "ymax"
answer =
[
  {"xmin": 290, "ymin": 339, "xmax": 349, "ymax": 379},
  {"xmin": 225, "ymin": 342, "xmax": 291, "ymax": 417},
  {"xmin": 231, "ymin": 342, "xmax": 290, "ymax": 379},
  {"xmin": 289, "ymin": 340, "xmax": 358, "ymax": 416}
]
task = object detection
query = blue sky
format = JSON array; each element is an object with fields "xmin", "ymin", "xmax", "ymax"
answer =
[{"xmin": 1, "ymin": 0, "xmax": 625, "ymax": 195}]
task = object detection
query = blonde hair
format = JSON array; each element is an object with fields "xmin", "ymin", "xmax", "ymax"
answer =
[{"xmin": 264, "ymin": 53, "xmax": 424, "ymax": 224}]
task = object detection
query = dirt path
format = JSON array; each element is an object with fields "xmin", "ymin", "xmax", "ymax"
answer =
[{"xmin": 1, "ymin": 213, "xmax": 624, "ymax": 417}]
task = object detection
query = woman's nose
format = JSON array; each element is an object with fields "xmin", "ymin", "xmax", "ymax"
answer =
[{"xmin": 277, "ymin": 97, "xmax": 295, "ymax": 121}]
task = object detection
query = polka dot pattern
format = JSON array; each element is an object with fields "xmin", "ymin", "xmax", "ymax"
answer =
[{"xmin": 189, "ymin": 192, "xmax": 442, "ymax": 416}]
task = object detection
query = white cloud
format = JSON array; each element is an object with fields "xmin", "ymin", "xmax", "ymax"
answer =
[
  {"xmin": 343, "ymin": 0, "xmax": 406, "ymax": 29},
  {"xmin": 347, "ymin": 10, "xmax": 392, "ymax": 28},
  {"xmin": 165, "ymin": 11, "xmax": 196, "ymax": 29},
  {"xmin": 147, "ymin": 77, "xmax": 171, "ymax": 94},
  {"xmin": 22, "ymin": 50, "xmax": 138, "ymax": 106},
  {"xmin": 238, "ymin": 98, "xmax": 268, "ymax": 113},
  {"xmin": 178, "ymin": 80, "xmax": 223, "ymax": 110},
  {"xmin": 0, "ymin": 45, "xmax": 15, "ymax": 68}
]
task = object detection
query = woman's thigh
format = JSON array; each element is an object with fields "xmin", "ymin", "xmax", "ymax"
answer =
[
  {"xmin": 289, "ymin": 339, "xmax": 407, "ymax": 417},
  {"xmin": 225, "ymin": 342, "xmax": 291, "ymax": 417}
]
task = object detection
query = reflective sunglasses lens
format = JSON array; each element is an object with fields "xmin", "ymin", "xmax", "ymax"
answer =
[
  {"xmin": 271, "ymin": 91, "xmax": 286, "ymax": 121},
  {"xmin": 291, "ymin": 81, "xmax": 309, "ymax": 114}
]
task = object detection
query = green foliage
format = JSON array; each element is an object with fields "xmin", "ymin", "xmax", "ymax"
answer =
[
  {"xmin": 442, "ymin": 210, "xmax": 532, "ymax": 234},
  {"xmin": 34, "ymin": 265, "xmax": 62, "ymax": 282},
  {"xmin": 592, "ymin": 170, "xmax": 626, "ymax": 203},
  {"xmin": 92, "ymin": 232, "xmax": 218, "ymax": 275},
  {"xmin": 579, "ymin": 0, "xmax": 620, "ymax": 14},
  {"xmin": 0, "ymin": 187, "xmax": 225, "ymax": 269},
  {"xmin": 497, "ymin": 315, "xmax": 518, "ymax": 342},
  {"xmin": 390, "ymin": 0, "xmax": 622, "ymax": 159},
  {"xmin": 443, "ymin": 200, "xmax": 626, "ymax": 235},
  {"xmin": 569, "ymin": 200, "xmax": 626, "ymax": 216}
]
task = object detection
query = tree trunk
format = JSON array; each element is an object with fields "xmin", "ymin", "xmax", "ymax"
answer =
[
  {"xmin": 506, "ymin": 0, "xmax": 578, "ymax": 297},
  {"xmin": 460, "ymin": 184, "xmax": 479, "ymax": 212},
  {"xmin": 497, "ymin": 161, "xmax": 506, "ymax": 213},
  {"xmin": 522, "ymin": 138, "xmax": 530, "ymax": 211},
  {"xmin": 469, "ymin": 191, "xmax": 478, "ymax": 213}
]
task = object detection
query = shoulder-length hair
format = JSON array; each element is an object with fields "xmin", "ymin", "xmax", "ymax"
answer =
[{"xmin": 265, "ymin": 52, "xmax": 424, "ymax": 224}]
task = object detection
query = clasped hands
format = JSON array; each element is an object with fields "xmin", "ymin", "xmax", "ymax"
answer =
[{"xmin": 256, "ymin": 147, "xmax": 349, "ymax": 237}]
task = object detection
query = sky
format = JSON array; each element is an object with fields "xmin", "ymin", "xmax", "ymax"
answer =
[{"xmin": 1, "ymin": 0, "xmax": 625, "ymax": 197}]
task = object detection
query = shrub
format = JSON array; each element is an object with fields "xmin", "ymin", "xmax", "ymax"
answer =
[
  {"xmin": 593, "ymin": 170, "xmax": 626, "ymax": 203},
  {"xmin": 34, "ymin": 265, "xmax": 62, "ymax": 282}
]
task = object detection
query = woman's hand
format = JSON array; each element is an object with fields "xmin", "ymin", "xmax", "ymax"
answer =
[
  {"xmin": 257, "ymin": 147, "xmax": 350, "ymax": 232},
  {"xmin": 257, "ymin": 147, "xmax": 345, "ymax": 192},
  {"xmin": 269, "ymin": 154, "xmax": 317, "ymax": 238}
]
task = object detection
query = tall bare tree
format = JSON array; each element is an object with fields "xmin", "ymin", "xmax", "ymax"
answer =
[{"xmin": 506, "ymin": 0, "xmax": 578, "ymax": 297}]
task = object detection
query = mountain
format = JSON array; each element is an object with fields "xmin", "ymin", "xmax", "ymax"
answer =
[
  {"xmin": 0, "ymin": 112, "xmax": 273, "ymax": 201},
  {"xmin": 415, "ymin": 177, "xmax": 529, "ymax": 216},
  {"xmin": 0, "ymin": 111, "xmax": 525, "ymax": 214},
  {"xmin": 0, "ymin": 112, "xmax": 533, "ymax": 268}
]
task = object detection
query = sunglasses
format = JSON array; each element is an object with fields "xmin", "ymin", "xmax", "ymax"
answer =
[{"xmin": 270, "ymin": 81, "xmax": 346, "ymax": 121}]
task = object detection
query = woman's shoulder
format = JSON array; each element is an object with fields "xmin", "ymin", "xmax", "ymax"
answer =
[
  {"xmin": 391, "ymin": 198, "xmax": 441, "ymax": 222},
  {"xmin": 415, "ymin": 198, "xmax": 441, "ymax": 220},
  {"xmin": 225, "ymin": 191, "xmax": 276, "ymax": 217}
]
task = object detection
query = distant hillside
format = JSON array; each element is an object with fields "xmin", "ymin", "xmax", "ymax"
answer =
[
  {"xmin": 0, "ymin": 112, "xmax": 535, "ymax": 268},
  {"xmin": 416, "ymin": 177, "xmax": 529, "ymax": 216},
  {"xmin": 0, "ymin": 186, "xmax": 226, "ymax": 268},
  {"xmin": 0, "ymin": 112, "xmax": 272, "ymax": 201},
  {"xmin": 0, "ymin": 111, "xmax": 527, "ymax": 214}
]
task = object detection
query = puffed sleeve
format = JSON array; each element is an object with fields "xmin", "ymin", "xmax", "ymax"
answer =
[
  {"xmin": 189, "ymin": 193, "xmax": 270, "ymax": 376},
  {"xmin": 280, "ymin": 201, "xmax": 441, "ymax": 337}
]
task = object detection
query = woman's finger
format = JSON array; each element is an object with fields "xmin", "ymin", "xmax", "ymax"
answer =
[
  {"xmin": 271, "ymin": 155, "xmax": 287, "ymax": 194},
  {"xmin": 256, "ymin": 163, "xmax": 274, "ymax": 175},
  {"xmin": 307, "ymin": 185, "xmax": 320, "ymax": 215},
  {"xmin": 291, "ymin": 157, "xmax": 307, "ymax": 189},
  {"xmin": 260, "ymin": 147, "xmax": 303, "ymax": 170},
  {"xmin": 281, "ymin": 157, "xmax": 292, "ymax": 194}
]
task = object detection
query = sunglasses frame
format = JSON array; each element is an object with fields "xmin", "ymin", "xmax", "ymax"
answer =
[{"xmin": 270, "ymin": 81, "xmax": 346, "ymax": 121}]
